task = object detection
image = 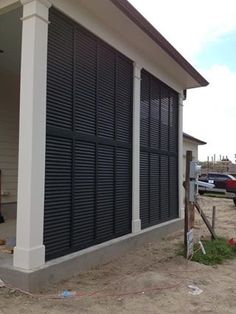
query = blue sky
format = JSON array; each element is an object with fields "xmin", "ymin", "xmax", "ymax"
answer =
[
  {"xmin": 197, "ymin": 31, "xmax": 236, "ymax": 72},
  {"xmin": 129, "ymin": 0, "xmax": 236, "ymax": 162}
]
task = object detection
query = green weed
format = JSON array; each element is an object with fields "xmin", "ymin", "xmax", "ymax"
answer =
[{"xmin": 179, "ymin": 238, "xmax": 236, "ymax": 266}]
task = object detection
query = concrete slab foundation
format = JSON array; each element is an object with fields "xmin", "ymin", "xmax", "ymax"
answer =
[{"xmin": 0, "ymin": 218, "xmax": 183, "ymax": 292}]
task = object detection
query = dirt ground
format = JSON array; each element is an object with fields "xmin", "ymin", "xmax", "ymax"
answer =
[{"xmin": 1, "ymin": 196, "xmax": 236, "ymax": 314}]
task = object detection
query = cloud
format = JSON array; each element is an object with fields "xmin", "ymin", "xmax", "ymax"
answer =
[
  {"xmin": 129, "ymin": 0, "xmax": 236, "ymax": 162},
  {"xmin": 184, "ymin": 65, "xmax": 236, "ymax": 161},
  {"xmin": 128, "ymin": 0, "xmax": 236, "ymax": 63}
]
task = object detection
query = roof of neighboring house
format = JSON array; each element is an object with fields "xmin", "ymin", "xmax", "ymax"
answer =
[
  {"xmin": 183, "ymin": 132, "xmax": 206, "ymax": 145},
  {"xmin": 111, "ymin": 0, "xmax": 209, "ymax": 87}
]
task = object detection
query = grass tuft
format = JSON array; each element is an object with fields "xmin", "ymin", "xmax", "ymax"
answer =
[{"xmin": 179, "ymin": 238, "xmax": 236, "ymax": 266}]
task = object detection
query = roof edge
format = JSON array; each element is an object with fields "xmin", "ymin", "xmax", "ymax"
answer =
[
  {"xmin": 110, "ymin": 0, "xmax": 209, "ymax": 87},
  {"xmin": 183, "ymin": 132, "xmax": 207, "ymax": 145}
]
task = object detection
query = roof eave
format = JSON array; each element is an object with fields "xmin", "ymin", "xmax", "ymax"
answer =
[
  {"xmin": 183, "ymin": 133, "xmax": 207, "ymax": 145},
  {"xmin": 111, "ymin": 0, "xmax": 209, "ymax": 88}
]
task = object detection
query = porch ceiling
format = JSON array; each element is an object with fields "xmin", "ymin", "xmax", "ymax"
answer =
[{"xmin": 0, "ymin": 7, "xmax": 22, "ymax": 75}]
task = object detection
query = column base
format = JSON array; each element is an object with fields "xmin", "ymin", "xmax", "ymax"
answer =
[
  {"xmin": 13, "ymin": 245, "xmax": 45, "ymax": 270},
  {"xmin": 132, "ymin": 219, "xmax": 141, "ymax": 234}
]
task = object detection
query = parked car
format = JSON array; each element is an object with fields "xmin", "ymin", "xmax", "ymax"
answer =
[
  {"xmin": 198, "ymin": 172, "xmax": 236, "ymax": 195},
  {"xmin": 225, "ymin": 179, "xmax": 236, "ymax": 206}
]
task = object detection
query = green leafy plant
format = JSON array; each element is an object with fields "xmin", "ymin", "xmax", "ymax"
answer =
[{"xmin": 178, "ymin": 238, "xmax": 236, "ymax": 265}]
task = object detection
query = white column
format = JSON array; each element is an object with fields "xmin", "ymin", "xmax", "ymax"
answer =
[
  {"xmin": 132, "ymin": 62, "xmax": 142, "ymax": 233},
  {"xmin": 178, "ymin": 92, "xmax": 184, "ymax": 219},
  {"xmin": 14, "ymin": 0, "xmax": 51, "ymax": 270}
]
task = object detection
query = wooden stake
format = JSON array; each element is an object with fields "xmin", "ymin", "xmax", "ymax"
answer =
[
  {"xmin": 211, "ymin": 206, "xmax": 216, "ymax": 240},
  {"xmin": 194, "ymin": 201, "xmax": 217, "ymax": 240},
  {"xmin": 189, "ymin": 203, "xmax": 195, "ymax": 229},
  {"xmin": 184, "ymin": 150, "xmax": 192, "ymax": 258},
  {"xmin": 0, "ymin": 170, "xmax": 4, "ymax": 223}
]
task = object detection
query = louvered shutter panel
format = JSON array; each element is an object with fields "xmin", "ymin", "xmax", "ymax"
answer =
[
  {"xmin": 150, "ymin": 79, "xmax": 160, "ymax": 149},
  {"xmin": 140, "ymin": 70, "xmax": 178, "ymax": 229},
  {"xmin": 169, "ymin": 92, "xmax": 178, "ymax": 219},
  {"xmin": 169, "ymin": 92, "xmax": 178, "ymax": 153},
  {"xmin": 75, "ymin": 30, "xmax": 97, "ymax": 136},
  {"xmin": 72, "ymin": 141, "xmax": 96, "ymax": 249},
  {"xmin": 46, "ymin": 12, "xmax": 73, "ymax": 130},
  {"xmin": 160, "ymin": 155, "xmax": 169, "ymax": 221},
  {"xmin": 96, "ymin": 145, "xmax": 115, "ymax": 241},
  {"xmin": 44, "ymin": 11, "xmax": 74, "ymax": 260},
  {"xmin": 150, "ymin": 154, "xmax": 160, "ymax": 223},
  {"xmin": 44, "ymin": 8, "xmax": 132, "ymax": 260},
  {"xmin": 115, "ymin": 148, "xmax": 132, "ymax": 235},
  {"xmin": 44, "ymin": 137, "xmax": 73, "ymax": 259},
  {"xmin": 160, "ymin": 86, "xmax": 169, "ymax": 152},
  {"xmin": 115, "ymin": 56, "xmax": 132, "ymax": 237},
  {"xmin": 169, "ymin": 156, "xmax": 178, "ymax": 219},
  {"xmin": 97, "ymin": 44, "xmax": 115, "ymax": 140},
  {"xmin": 140, "ymin": 151, "xmax": 149, "ymax": 229},
  {"xmin": 140, "ymin": 73, "xmax": 150, "ymax": 148},
  {"xmin": 116, "ymin": 56, "xmax": 133, "ymax": 143}
]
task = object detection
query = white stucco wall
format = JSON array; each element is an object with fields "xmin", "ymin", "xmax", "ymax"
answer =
[{"xmin": 0, "ymin": 71, "xmax": 19, "ymax": 204}]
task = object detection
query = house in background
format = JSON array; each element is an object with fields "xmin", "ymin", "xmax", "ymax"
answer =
[
  {"xmin": 183, "ymin": 132, "xmax": 206, "ymax": 164},
  {"xmin": 181, "ymin": 132, "xmax": 206, "ymax": 206},
  {"xmin": 0, "ymin": 0, "xmax": 208, "ymax": 291}
]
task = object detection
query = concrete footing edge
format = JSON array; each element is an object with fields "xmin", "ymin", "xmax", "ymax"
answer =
[{"xmin": 0, "ymin": 218, "xmax": 183, "ymax": 292}]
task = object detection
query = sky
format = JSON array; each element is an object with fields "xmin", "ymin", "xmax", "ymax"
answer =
[{"xmin": 129, "ymin": 0, "xmax": 236, "ymax": 162}]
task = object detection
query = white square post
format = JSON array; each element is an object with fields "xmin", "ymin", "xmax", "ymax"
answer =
[
  {"xmin": 132, "ymin": 62, "xmax": 142, "ymax": 233},
  {"xmin": 14, "ymin": 0, "xmax": 51, "ymax": 270}
]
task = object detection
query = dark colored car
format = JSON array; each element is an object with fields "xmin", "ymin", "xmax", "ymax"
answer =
[{"xmin": 198, "ymin": 172, "xmax": 236, "ymax": 195}]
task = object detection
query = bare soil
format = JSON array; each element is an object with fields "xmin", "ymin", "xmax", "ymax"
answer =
[{"xmin": 1, "ymin": 196, "xmax": 236, "ymax": 314}]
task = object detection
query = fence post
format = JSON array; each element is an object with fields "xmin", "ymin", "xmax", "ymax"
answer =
[
  {"xmin": 212, "ymin": 206, "xmax": 216, "ymax": 240},
  {"xmin": 184, "ymin": 150, "xmax": 192, "ymax": 257}
]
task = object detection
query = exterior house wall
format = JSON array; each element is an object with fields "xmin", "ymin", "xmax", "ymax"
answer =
[
  {"xmin": 12, "ymin": 0, "xmax": 186, "ymax": 269},
  {"xmin": 0, "ymin": 0, "xmax": 208, "ymax": 291},
  {"xmin": 0, "ymin": 71, "xmax": 19, "ymax": 204}
]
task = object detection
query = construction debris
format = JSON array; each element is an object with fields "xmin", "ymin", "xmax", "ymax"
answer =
[
  {"xmin": 188, "ymin": 285, "xmax": 203, "ymax": 295},
  {"xmin": 0, "ymin": 247, "xmax": 13, "ymax": 254},
  {"xmin": 0, "ymin": 279, "xmax": 5, "ymax": 288},
  {"xmin": 0, "ymin": 239, "xmax": 13, "ymax": 254},
  {"xmin": 0, "ymin": 239, "xmax": 6, "ymax": 246}
]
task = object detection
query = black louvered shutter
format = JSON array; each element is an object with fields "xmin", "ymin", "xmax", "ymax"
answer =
[
  {"xmin": 140, "ymin": 70, "xmax": 178, "ymax": 229},
  {"xmin": 44, "ymin": 8, "xmax": 132, "ymax": 260},
  {"xmin": 44, "ymin": 11, "xmax": 74, "ymax": 258}
]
